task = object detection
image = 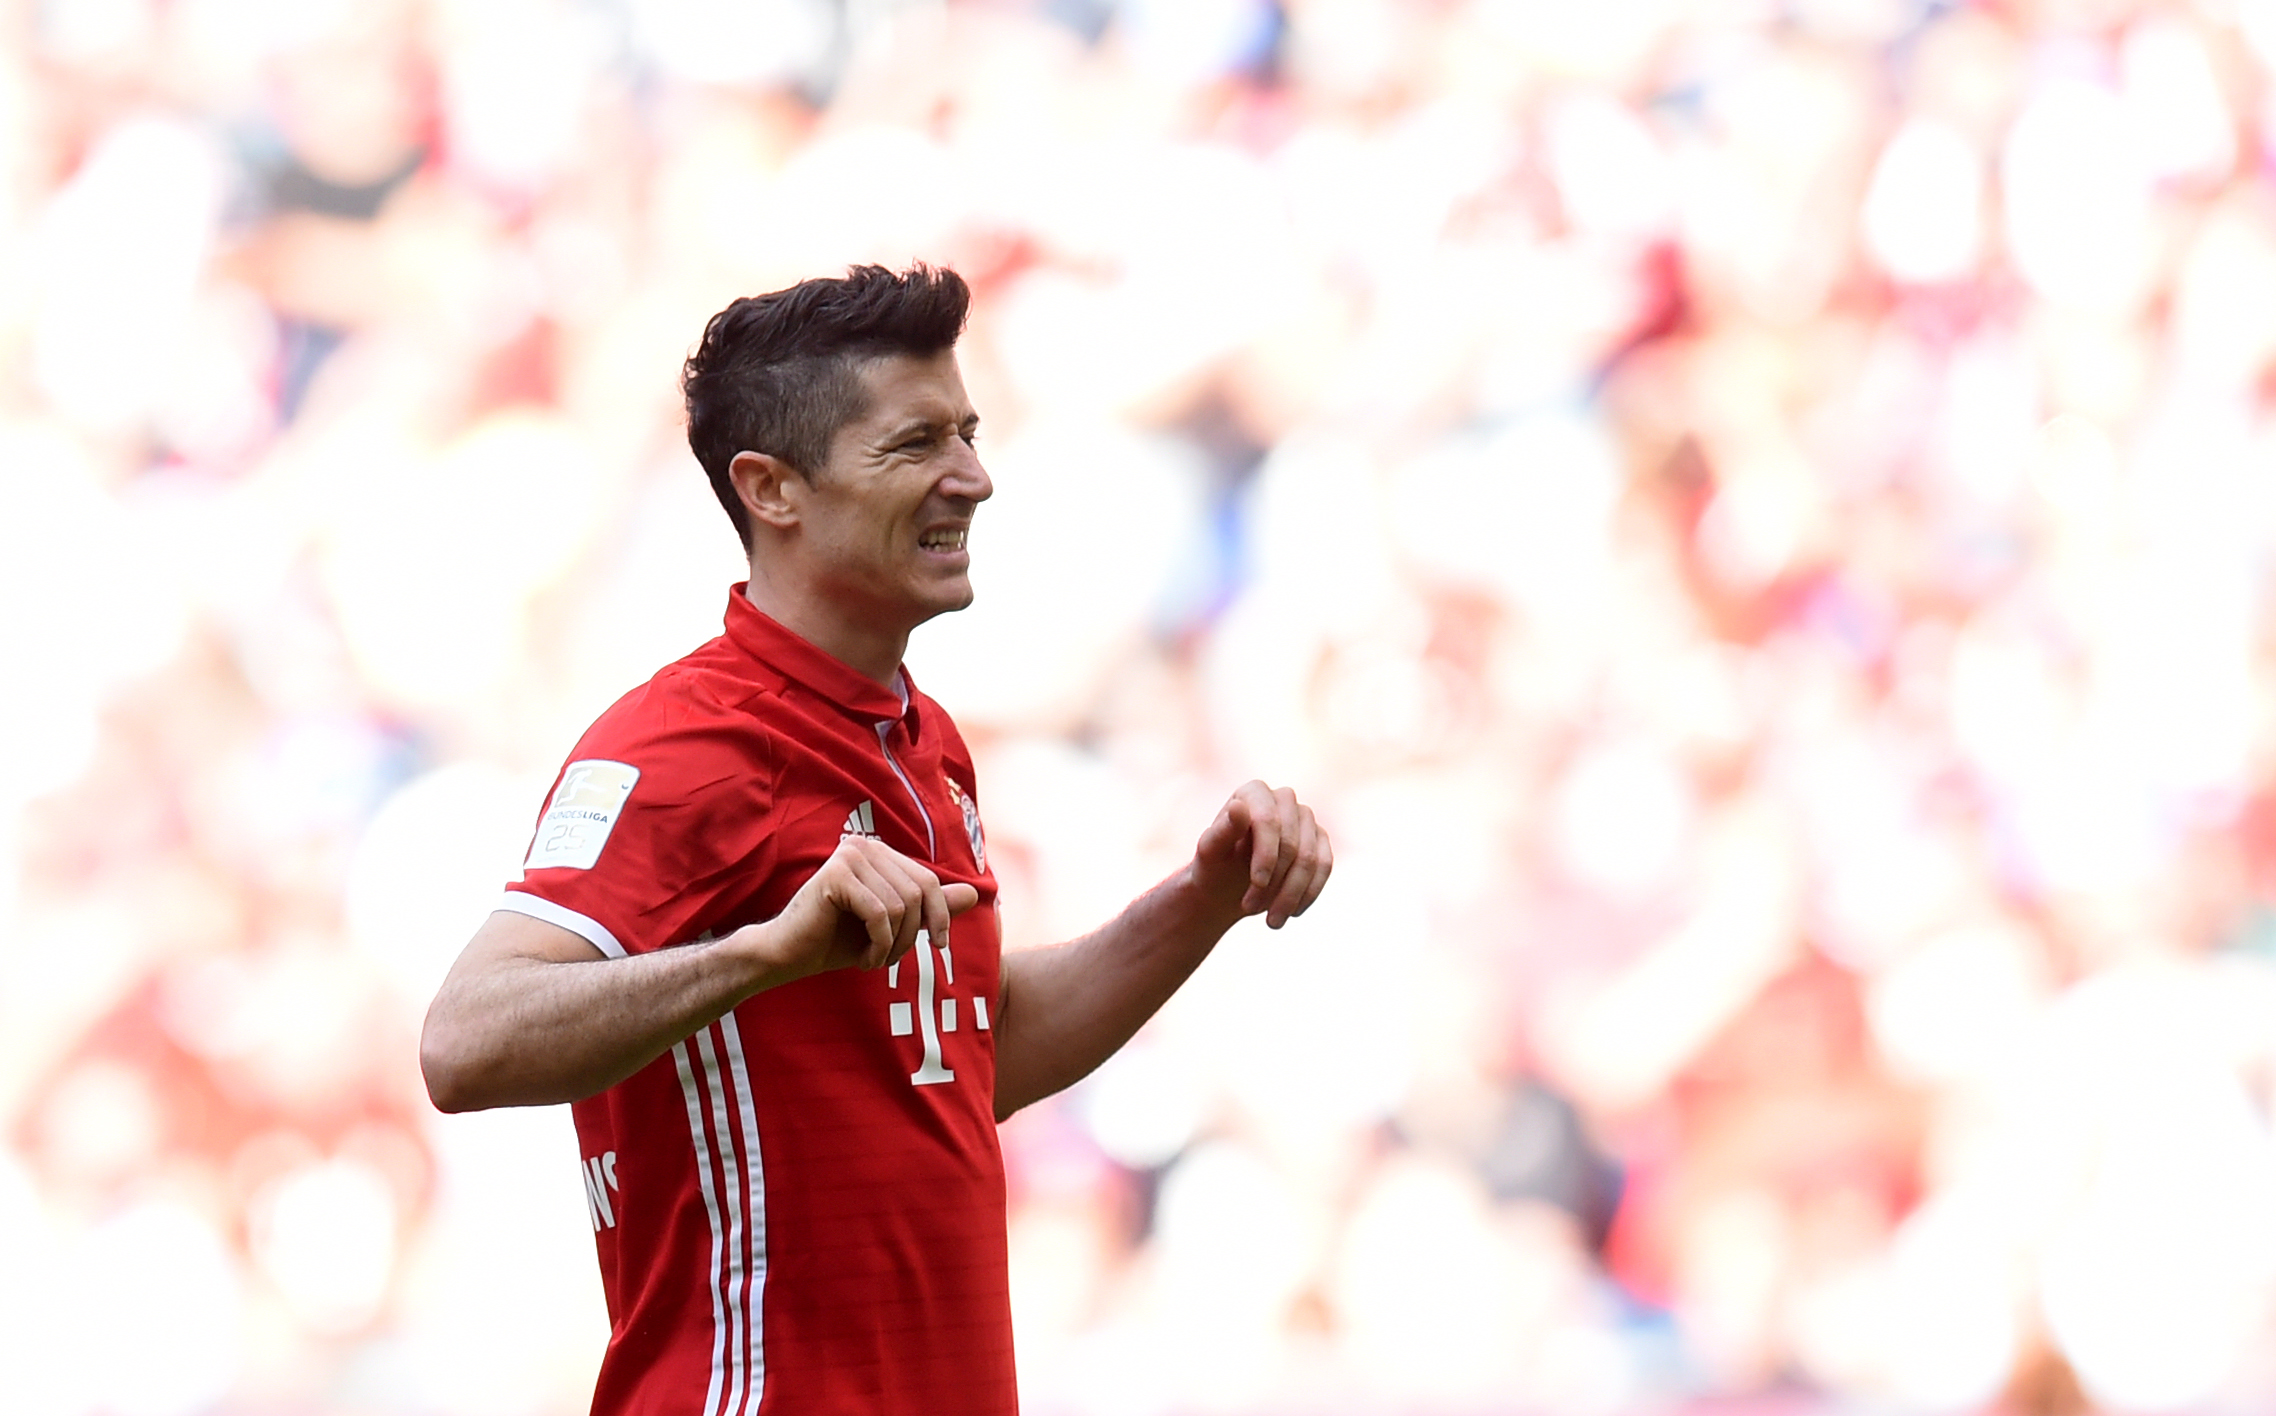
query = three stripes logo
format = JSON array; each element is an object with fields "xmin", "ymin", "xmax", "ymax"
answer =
[{"xmin": 841, "ymin": 800, "xmax": 879, "ymax": 841}]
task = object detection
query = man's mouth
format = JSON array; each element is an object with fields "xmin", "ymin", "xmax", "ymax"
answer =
[{"xmin": 919, "ymin": 528, "xmax": 968, "ymax": 551}]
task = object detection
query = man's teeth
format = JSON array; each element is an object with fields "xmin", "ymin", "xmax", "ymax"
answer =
[{"xmin": 920, "ymin": 530, "xmax": 967, "ymax": 550}]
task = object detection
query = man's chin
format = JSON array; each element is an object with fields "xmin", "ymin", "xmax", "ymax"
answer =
[{"xmin": 908, "ymin": 583, "xmax": 976, "ymax": 625}]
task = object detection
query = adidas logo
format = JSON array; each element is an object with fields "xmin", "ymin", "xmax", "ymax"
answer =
[{"xmin": 842, "ymin": 800, "xmax": 879, "ymax": 840}]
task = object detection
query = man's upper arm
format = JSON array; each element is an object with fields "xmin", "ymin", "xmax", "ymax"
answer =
[
  {"xmin": 421, "ymin": 909, "xmax": 612, "ymax": 1112},
  {"xmin": 444, "ymin": 908, "xmax": 609, "ymax": 987}
]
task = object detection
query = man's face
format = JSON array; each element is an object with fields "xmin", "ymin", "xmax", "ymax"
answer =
[{"xmin": 795, "ymin": 350, "xmax": 991, "ymax": 634}]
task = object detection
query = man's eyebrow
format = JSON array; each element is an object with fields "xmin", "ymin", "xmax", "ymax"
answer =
[{"xmin": 877, "ymin": 412, "xmax": 979, "ymax": 442}]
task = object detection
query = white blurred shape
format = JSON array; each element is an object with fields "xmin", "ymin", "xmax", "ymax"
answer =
[
  {"xmin": 559, "ymin": 465, "xmax": 750, "ymax": 729},
  {"xmin": 0, "ymin": 1151, "xmax": 70, "ymax": 1416},
  {"xmin": 1163, "ymin": 851, "xmax": 1419, "ymax": 1135},
  {"xmin": 36, "ymin": 1060, "xmax": 161, "ymax": 1180},
  {"xmin": 1547, "ymin": 806, "xmax": 1800, "ymax": 1110},
  {"xmin": 1549, "ymin": 739, "xmax": 1695, "ymax": 899},
  {"xmin": 1147, "ymin": 1140, "xmax": 1307, "ymax": 1399},
  {"xmin": 2006, "ymin": 963, "xmax": 2276, "ymax": 1412},
  {"xmin": 2040, "ymin": 1063, "xmax": 2276, "ymax": 1409},
  {"xmin": 1275, "ymin": 104, "xmax": 1504, "ymax": 282},
  {"xmin": 1696, "ymin": 455, "xmax": 1811, "ymax": 590},
  {"xmin": 2120, "ymin": 19, "xmax": 2234, "ymax": 185},
  {"xmin": 0, "ymin": 421, "xmax": 188, "ymax": 807},
  {"xmin": 1202, "ymin": 433, "xmax": 1393, "ymax": 783},
  {"xmin": 1251, "ymin": 431, "xmax": 1395, "ymax": 613},
  {"xmin": 346, "ymin": 762, "xmax": 543, "ymax": 1003},
  {"xmin": 1934, "ymin": 332, "xmax": 2040, "ymax": 507},
  {"xmin": 2028, "ymin": 413, "xmax": 2119, "ymax": 515},
  {"xmin": 1118, "ymin": 0, "xmax": 1278, "ymax": 83},
  {"xmin": 763, "ymin": 125, "xmax": 962, "ymax": 275},
  {"xmin": 1387, "ymin": 409, "xmax": 1623, "ymax": 623},
  {"xmin": 1312, "ymin": 618, "xmax": 1467, "ymax": 760},
  {"xmin": 33, "ymin": 115, "xmax": 226, "ymax": 432},
  {"xmin": 2089, "ymin": 542, "xmax": 2257, "ymax": 801},
  {"xmin": 996, "ymin": 140, "xmax": 1293, "ymax": 412},
  {"xmin": 908, "ymin": 421, "xmax": 1203, "ymax": 729},
  {"xmin": 174, "ymin": 0, "xmax": 358, "ymax": 61},
  {"xmin": 319, "ymin": 410, "xmax": 605, "ymax": 711},
  {"xmin": 1077, "ymin": 1040, "xmax": 1210, "ymax": 1170},
  {"xmin": 629, "ymin": 0, "xmax": 834, "ymax": 87},
  {"xmin": 2243, "ymin": 0, "xmax": 2276, "ymax": 72},
  {"xmin": 1869, "ymin": 923, "xmax": 2046, "ymax": 1085},
  {"xmin": 35, "ymin": 0, "xmax": 153, "ymax": 61},
  {"xmin": 251, "ymin": 1157, "xmax": 399, "ymax": 1332},
  {"xmin": 1861, "ymin": 119, "xmax": 1982, "ymax": 284},
  {"xmin": 1546, "ymin": 93, "xmax": 1673, "ymax": 238},
  {"xmin": 1678, "ymin": 1187, "xmax": 1789, "ymax": 1382},
  {"xmin": 2007, "ymin": 768, "xmax": 2166, "ymax": 900},
  {"xmin": 2002, "ymin": 79, "xmax": 2155, "ymax": 312},
  {"xmin": 968, "ymin": 736, "xmax": 1148, "ymax": 951},
  {"xmin": 1948, "ymin": 615, "xmax": 2067, "ymax": 785},
  {"xmin": 153, "ymin": 283, "xmax": 279, "ymax": 466},
  {"xmin": 401, "ymin": 1107, "xmax": 608, "ymax": 1415},
  {"xmin": 1470, "ymin": 0, "xmax": 1684, "ymax": 79},
  {"xmin": 439, "ymin": 0, "xmax": 613, "ymax": 194},
  {"xmin": 1283, "ymin": 0, "xmax": 1407, "ymax": 99},
  {"xmin": 1876, "ymin": 1190, "xmax": 2026, "ymax": 1409},
  {"xmin": 59, "ymin": 1199, "xmax": 243, "ymax": 1416},
  {"xmin": 2171, "ymin": 200, "xmax": 2276, "ymax": 381},
  {"xmin": 1333, "ymin": 770, "xmax": 1506, "ymax": 915},
  {"xmin": 1332, "ymin": 1155, "xmax": 1524, "ymax": 1403},
  {"xmin": 1813, "ymin": 819, "xmax": 1968, "ymax": 971}
]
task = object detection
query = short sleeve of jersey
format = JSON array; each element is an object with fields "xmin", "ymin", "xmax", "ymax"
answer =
[{"xmin": 503, "ymin": 680, "xmax": 777, "ymax": 958}]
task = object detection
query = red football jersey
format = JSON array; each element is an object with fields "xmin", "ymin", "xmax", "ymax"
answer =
[{"xmin": 499, "ymin": 588, "xmax": 1015, "ymax": 1416}]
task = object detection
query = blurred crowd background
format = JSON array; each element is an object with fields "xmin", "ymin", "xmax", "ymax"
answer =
[{"xmin": 10, "ymin": 0, "xmax": 2276, "ymax": 1412}]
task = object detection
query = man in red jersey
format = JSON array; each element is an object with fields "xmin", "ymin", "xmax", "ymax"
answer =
[{"xmin": 418, "ymin": 264, "xmax": 1331, "ymax": 1416}]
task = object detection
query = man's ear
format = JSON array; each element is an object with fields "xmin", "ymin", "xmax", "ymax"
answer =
[{"xmin": 729, "ymin": 451, "xmax": 804, "ymax": 533}]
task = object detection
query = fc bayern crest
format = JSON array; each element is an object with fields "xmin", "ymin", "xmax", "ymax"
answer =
[{"xmin": 944, "ymin": 775, "xmax": 986, "ymax": 870}]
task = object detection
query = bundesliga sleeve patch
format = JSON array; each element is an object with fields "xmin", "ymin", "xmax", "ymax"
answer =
[{"xmin": 525, "ymin": 760, "xmax": 641, "ymax": 871}]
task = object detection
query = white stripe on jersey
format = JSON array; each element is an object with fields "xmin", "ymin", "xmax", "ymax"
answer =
[
  {"xmin": 694, "ymin": 1028, "xmax": 751, "ymax": 1416},
  {"xmin": 717, "ymin": 1012, "xmax": 769, "ymax": 1411},
  {"xmin": 496, "ymin": 891, "xmax": 627, "ymax": 958},
  {"xmin": 672, "ymin": 1041, "xmax": 731, "ymax": 1416}
]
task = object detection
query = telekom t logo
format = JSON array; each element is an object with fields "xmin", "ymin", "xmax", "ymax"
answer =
[{"xmin": 886, "ymin": 931, "xmax": 989, "ymax": 1086}]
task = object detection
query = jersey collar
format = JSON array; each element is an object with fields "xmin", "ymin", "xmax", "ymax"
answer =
[{"xmin": 723, "ymin": 584, "xmax": 921, "ymax": 726}]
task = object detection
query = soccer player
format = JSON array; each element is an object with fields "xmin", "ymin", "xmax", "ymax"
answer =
[{"xmin": 418, "ymin": 264, "xmax": 1332, "ymax": 1415}]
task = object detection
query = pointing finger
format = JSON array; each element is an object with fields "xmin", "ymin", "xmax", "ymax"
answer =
[
  {"xmin": 1241, "ymin": 784, "xmax": 1281, "ymax": 912},
  {"xmin": 871, "ymin": 854, "xmax": 931, "ymax": 965},
  {"xmin": 1266, "ymin": 806, "xmax": 1320, "ymax": 929},
  {"xmin": 832, "ymin": 859, "xmax": 898, "ymax": 968},
  {"xmin": 1296, "ymin": 821, "xmax": 1333, "ymax": 916},
  {"xmin": 916, "ymin": 866, "xmax": 952, "ymax": 954},
  {"xmin": 1273, "ymin": 786, "xmax": 1300, "ymax": 874}
]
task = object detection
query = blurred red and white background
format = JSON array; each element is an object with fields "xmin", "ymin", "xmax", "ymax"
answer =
[{"xmin": 10, "ymin": 0, "xmax": 2276, "ymax": 1412}]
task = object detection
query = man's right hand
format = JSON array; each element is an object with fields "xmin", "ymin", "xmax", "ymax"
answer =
[{"xmin": 737, "ymin": 836, "xmax": 980, "ymax": 983}]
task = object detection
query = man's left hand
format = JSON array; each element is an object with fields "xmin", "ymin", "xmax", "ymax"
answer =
[{"xmin": 1191, "ymin": 780, "xmax": 1333, "ymax": 929}]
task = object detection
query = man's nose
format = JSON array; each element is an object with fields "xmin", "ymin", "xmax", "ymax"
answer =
[{"xmin": 946, "ymin": 443, "xmax": 992, "ymax": 503}]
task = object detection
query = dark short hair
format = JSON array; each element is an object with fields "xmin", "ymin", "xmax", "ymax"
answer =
[{"xmin": 682, "ymin": 263, "xmax": 972, "ymax": 548}]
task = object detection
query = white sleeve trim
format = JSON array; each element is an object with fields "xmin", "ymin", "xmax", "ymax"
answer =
[{"xmin": 497, "ymin": 891, "xmax": 628, "ymax": 959}]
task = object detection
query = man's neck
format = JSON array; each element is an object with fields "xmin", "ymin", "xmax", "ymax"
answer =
[{"xmin": 739, "ymin": 573, "xmax": 910, "ymax": 688}]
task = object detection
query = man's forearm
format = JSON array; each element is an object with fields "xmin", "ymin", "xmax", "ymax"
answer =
[
  {"xmin": 992, "ymin": 865, "xmax": 1243, "ymax": 1121},
  {"xmin": 420, "ymin": 919, "xmax": 780, "ymax": 1112},
  {"xmin": 423, "ymin": 840, "xmax": 978, "ymax": 1113}
]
